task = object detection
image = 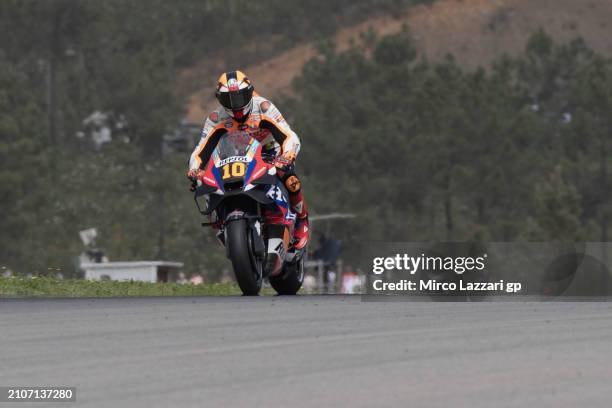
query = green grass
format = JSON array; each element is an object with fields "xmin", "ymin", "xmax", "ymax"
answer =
[{"xmin": 0, "ymin": 276, "xmax": 250, "ymax": 297}]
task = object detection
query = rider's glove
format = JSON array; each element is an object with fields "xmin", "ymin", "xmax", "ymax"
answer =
[
  {"xmin": 274, "ymin": 152, "xmax": 296, "ymax": 172},
  {"xmin": 187, "ymin": 169, "xmax": 201, "ymax": 192}
]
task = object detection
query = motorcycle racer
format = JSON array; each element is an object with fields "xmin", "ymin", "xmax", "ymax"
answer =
[{"xmin": 188, "ymin": 70, "xmax": 309, "ymax": 250}]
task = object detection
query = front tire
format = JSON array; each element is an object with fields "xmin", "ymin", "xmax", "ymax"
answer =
[{"xmin": 226, "ymin": 219, "xmax": 262, "ymax": 295}]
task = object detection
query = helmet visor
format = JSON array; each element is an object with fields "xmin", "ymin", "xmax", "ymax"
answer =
[{"xmin": 217, "ymin": 87, "xmax": 253, "ymax": 110}]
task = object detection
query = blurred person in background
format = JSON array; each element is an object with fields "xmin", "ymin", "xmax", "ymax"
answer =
[{"xmin": 313, "ymin": 234, "xmax": 343, "ymax": 292}]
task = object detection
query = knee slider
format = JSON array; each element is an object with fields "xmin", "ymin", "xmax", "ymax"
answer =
[{"xmin": 284, "ymin": 174, "xmax": 302, "ymax": 193}]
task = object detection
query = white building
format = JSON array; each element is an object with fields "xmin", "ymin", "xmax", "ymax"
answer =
[{"xmin": 81, "ymin": 261, "xmax": 184, "ymax": 283}]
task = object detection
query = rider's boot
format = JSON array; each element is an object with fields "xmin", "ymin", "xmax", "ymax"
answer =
[{"xmin": 284, "ymin": 174, "xmax": 309, "ymax": 250}]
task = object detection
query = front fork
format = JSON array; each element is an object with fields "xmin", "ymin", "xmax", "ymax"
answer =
[
  {"xmin": 211, "ymin": 205, "xmax": 292, "ymax": 278},
  {"xmin": 219, "ymin": 207, "xmax": 265, "ymax": 259}
]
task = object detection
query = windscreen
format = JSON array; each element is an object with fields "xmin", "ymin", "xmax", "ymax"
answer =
[{"xmin": 215, "ymin": 131, "xmax": 255, "ymax": 161}]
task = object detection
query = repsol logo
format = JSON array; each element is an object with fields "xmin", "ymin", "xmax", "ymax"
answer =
[{"xmin": 217, "ymin": 156, "xmax": 249, "ymax": 166}]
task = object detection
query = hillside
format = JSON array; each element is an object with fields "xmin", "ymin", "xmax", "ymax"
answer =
[{"xmin": 182, "ymin": 0, "xmax": 612, "ymax": 123}]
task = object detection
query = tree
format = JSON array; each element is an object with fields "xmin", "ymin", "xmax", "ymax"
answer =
[
  {"xmin": 564, "ymin": 55, "xmax": 612, "ymax": 242},
  {"xmin": 523, "ymin": 166, "xmax": 585, "ymax": 241},
  {"xmin": 0, "ymin": 62, "xmax": 49, "ymax": 273}
]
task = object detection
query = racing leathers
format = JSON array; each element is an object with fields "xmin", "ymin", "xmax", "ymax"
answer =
[{"xmin": 188, "ymin": 94, "xmax": 309, "ymax": 249}]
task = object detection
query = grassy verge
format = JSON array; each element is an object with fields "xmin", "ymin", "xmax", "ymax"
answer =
[{"xmin": 0, "ymin": 276, "xmax": 249, "ymax": 297}]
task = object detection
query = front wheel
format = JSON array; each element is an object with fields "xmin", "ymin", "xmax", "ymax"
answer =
[
  {"xmin": 226, "ymin": 219, "xmax": 262, "ymax": 295},
  {"xmin": 269, "ymin": 256, "xmax": 304, "ymax": 295}
]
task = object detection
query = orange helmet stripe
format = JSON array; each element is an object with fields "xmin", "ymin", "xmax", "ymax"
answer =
[
  {"xmin": 236, "ymin": 70, "xmax": 247, "ymax": 82},
  {"xmin": 217, "ymin": 70, "xmax": 250, "ymax": 87}
]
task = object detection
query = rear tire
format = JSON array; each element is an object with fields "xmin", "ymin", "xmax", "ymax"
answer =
[
  {"xmin": 226, "ymin": 219, "xmax": 262, "ymax": 296},
  {"xmin": 269, "ymin": 256, "xmax": 304, "ymax": 295}
]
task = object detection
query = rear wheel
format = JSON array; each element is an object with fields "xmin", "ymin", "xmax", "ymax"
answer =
[
  {"xmin": 226, "ymin": 219, "xmax": 262, "ymax": 295},
  {"xmin": 269, "ymin": 255, "xmax": 304, "ymax": 295}
]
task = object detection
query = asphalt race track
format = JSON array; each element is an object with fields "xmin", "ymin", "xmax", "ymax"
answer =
[{"xmin": 2, "ymin": 296, "xmax": 612, "ymax": 407}]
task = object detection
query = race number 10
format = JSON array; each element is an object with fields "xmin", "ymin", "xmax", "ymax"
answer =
[{"xmin": 222, "ymin": 162, "xmax": 246, "ymax": 179}]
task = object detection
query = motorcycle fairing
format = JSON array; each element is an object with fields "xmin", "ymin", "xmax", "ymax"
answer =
[
  {"xmin": 195, "ymin": 131, "xmax": 292, "ymax": 219},
  {"xmin": 262, "ymin": 181, "xmax": 296, "ymax": 227}
]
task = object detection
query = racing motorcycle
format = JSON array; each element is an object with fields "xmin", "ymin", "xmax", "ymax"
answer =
[{"xmin": 193, "ymin": 130, "xmax": 305, "ymax": 296}]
